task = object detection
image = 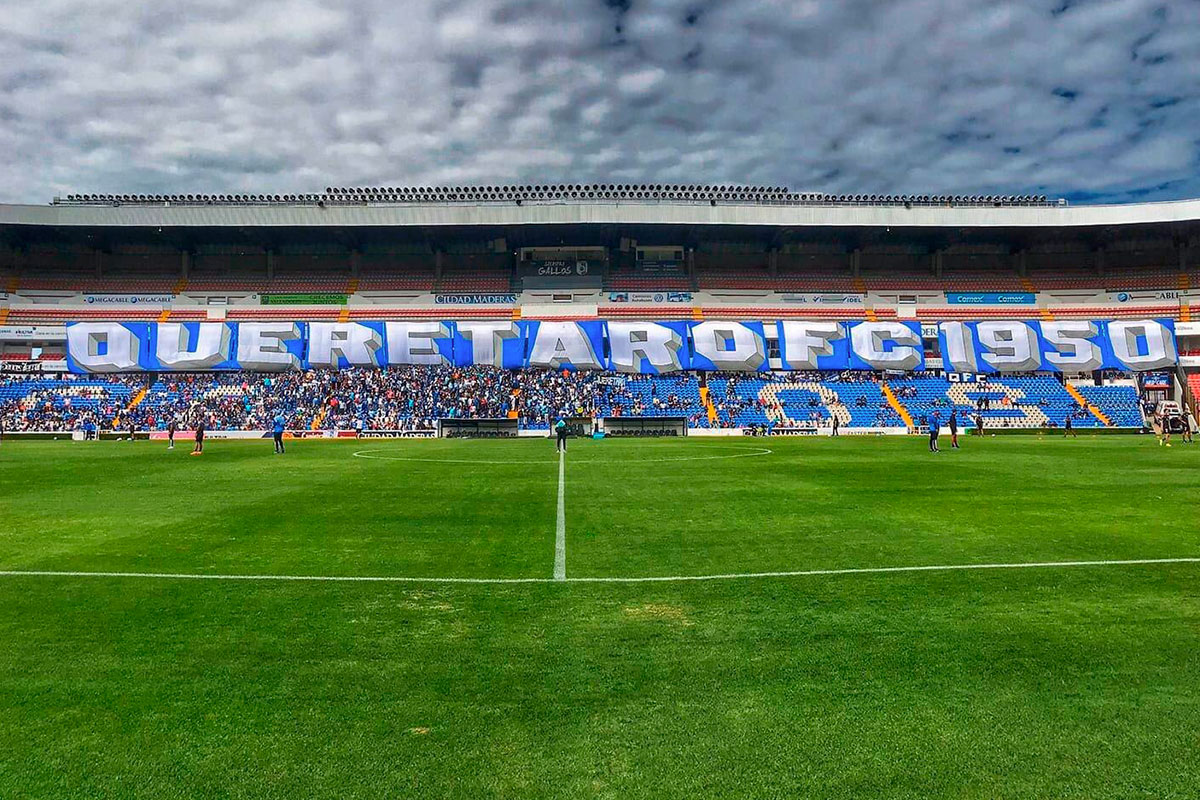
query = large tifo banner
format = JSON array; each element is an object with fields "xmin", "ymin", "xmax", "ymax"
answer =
[{"xmin": 64, "ymin": 319, "xmax": 1177, "ymax": 374}]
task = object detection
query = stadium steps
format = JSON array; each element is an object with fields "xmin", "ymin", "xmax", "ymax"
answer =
[
  {"xmin": 1038, "ymin": 307, "xmax": 1055, "ymax": 321},
  {"xmin": 157, "ymin": 309, "xmax": 171, "ymax": 322},
  {"xmin": 852, "ymin": 276, "xmax": 866, "ymax": 293},
  {"xmin": 1064, "ymin": 382, "xmax": 1111, "ymax": 426},
  {"xmin": 1020, "ymin": 276, "xmax": 1038, "ymax": 292},
  {"xmin": 172, "ymin": 276, "xmax": 189, "ymax": 294},
  {"xmin": 699, "ymin": 386, "xmax": 717, "ymax": 424},
  {"xmin": 1178, "ymin": 273, "xmax": 1190, "ymax": 291},
  {"xmin": 124, "ymin": 386, "xmax": 151, "ymax": 417},
  {"xmin": 1182, "ymin": 302, "xmax": 1191, "ymax": 323},
  {"xmin": 347, "ymin": 277, "xmax": 360, "ymax": 295},
  {"xmin": 880, "ymin": 383, "xmax": 914, "ymax": 429},
  {"xmin": 4, "ymin": 275, "xmax": 19, "ymax": 293},
  {"xmin": 338, "ymin": 307, "xmax": 351, "ymax": 322},
  {"xmin": 0, "ymin": 307, "xmax": 8, "ymax": 325}
]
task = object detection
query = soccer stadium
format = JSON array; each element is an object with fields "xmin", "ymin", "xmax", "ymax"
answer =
[
  {"xmin": 6, "ymin": 0, "xmax": 1200, "ymax": 795},
  {"xmin": 1, "ymin": 186, "xmax": 1199, "ymax": 797}
]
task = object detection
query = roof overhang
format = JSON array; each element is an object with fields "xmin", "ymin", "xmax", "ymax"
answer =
[{"xmin": 4, "ymin": 198, "xmax": 1200, "ymax": 231}]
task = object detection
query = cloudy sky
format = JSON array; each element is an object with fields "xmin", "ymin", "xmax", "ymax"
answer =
[{"xmin": 2, "ymin": 0, "xmax": 1198, "ymax": 204}]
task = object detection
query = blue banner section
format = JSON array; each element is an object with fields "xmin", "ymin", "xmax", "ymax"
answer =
[
  {"xmin": 523, "ymin": 319, "xmax": 609, "ymax": 370},
  {"xmin": 65, "ymin": 322, "xmax": 151, "ymax": 373},
  {"xmin": 846, "ymin": 321, "xmax": 926, "ymax": 372},
  {"xmin": 686, "ymin": 320, "xmax": 770, "ymax": 372},
  {"xmin": 148, "ymin": 322, "xmax": 240, "ymax": 370},
  {"xmin": 776, "ymin": 320, "xmax": 852, "ymax": 370},
  {"xmin": 64, "ymin": 318, "xmax": 1178, "ymax": 374},
  {"xmin": 937, "ymin": 319, "xmax": 1178, "ymax": 373},
  {"xmin": 945, "ymin": 292, "xmax": 1036, "ymax": 305}
]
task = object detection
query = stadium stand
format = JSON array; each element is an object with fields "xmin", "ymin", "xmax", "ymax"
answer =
[
  {"xmin": 594, "ymin": 375, "xmax": 705, "ymax": 425},
  {"xmin": 5, "ymin": 368, "xmax": 1145, "ymax": 434},
  {"xmin": 887, "ymin": 375, "xmax": 1142, "ymax": 430},
  {"xmin": 606, "ymin": 266, "xmax": 692, "ymax": 291},
  {"xmin": 0, "ymin": 375, "xmax": 140, "ymax": 432},
  {"xmin": 1073, "ymin": 385, "xmax": 1145, "ymax": 428},
  {"xmin": 5, "ymin": 262, "xmax": 1194, "ymax": 298}
]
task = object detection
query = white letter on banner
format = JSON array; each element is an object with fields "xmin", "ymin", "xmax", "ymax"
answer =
[
  {"xmin": 691, "ymin": 321, "xmax": 766, "ymax": 371},
  {"xmin": 849, "ymin": 322, "xmax": 922, "ymax": 370},
  {"xmin": 235, "ymin": 322, "xmax": 302, "ymax": 371},
  {"xmin": 1041, "ymin": 321, "xmax": 1103, "ymax": 372},
  {"xmin": 456, "ymin": 322, "xmax": 521, "ymax": 367},
  {"xmin": 778, "ymin": 321, "xmax": 843, "ymax": 369},
  {"xmin": 608, "ymin": 321, "xmax": 683, "ymax": 373},
  {"xmin": 67, "ymin": 322, "xmax": 141, "ymax": 372},
  {"xmin": 383, "ymin": 322, "xmax": 450, "ymax": 366},
  {"xmin": 938, "ymin": 322, "xmax": 979, "ymax": 373},
  {"xmin": 528, "ymin": 321, "xmax": 604, "ymax": 369},
  {"xmin": 308, "ymin": 322, "xmax": 385, "ymax": 368},
  {"xmin": 156, "ymin": 323, "xmax": 232, "ymax": 370},
  {"xmin": 1108, "ymin": 319, "xmax": 1177, "ymax": 370},
  {"xmin": 976, "ymin": 321, "xmax": 1041, "ymax": 372}
]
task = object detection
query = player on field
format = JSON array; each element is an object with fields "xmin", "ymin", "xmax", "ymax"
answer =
[
  {"xmin": 1183, "ymin": 403, "xmax": 1195, "ymax": 444},
  {"xmin": 1158, "ymin": 411, "xmax": 1172, "ymax": 447},
  {"xmin": 167, "ymin": 418, "xmax": 176, "ymax": 449},
  {"xmin": 1064, "ymin": 413, "xmax": 1076, "ymax": 438},
  {"xmin": 191, "ymin": 415, "xmax": 206, "ymax": 455},
  {"xmin": 929, "ymin": 411, "xmax": 940, "ymax": 453},
  {"xmin": 831, "ymin": 412, "xmax": 840, "ymax": 437},
  {"xmin": 273, "ymin": 412, "xmax": 286, "ymax": 454},
  {"xmin": 555, "ymin": 416, "xmax": 568, "ymax": 453},
  {"xmin": 948, "ymin": 410, "xmax": 959, "ymax": 449}
]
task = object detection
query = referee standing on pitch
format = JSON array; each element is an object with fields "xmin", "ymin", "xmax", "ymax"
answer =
[{"xmin": 554, "ymin": 416, "xmax": 568, "ymax": 453}]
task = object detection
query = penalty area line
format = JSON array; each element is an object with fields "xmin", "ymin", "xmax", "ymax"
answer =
[{"xmin": 0, "ymin": 558, "xmax": 1198, "ymax": 586}]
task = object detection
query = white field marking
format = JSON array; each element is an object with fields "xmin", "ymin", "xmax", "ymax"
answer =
[
  {"xmin": 1, "ymin": 558, "xmax": 1197, "ymax": 586},
  {"xmin": 555, "ymin": 449, "xmax": 566, "ymax": 581},
  {"xmin": 350, "ymin": 446, "xmax": 773, "ymax": 465}
]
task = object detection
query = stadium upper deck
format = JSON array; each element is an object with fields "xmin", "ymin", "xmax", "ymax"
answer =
[{"xmin": 2, "ymin": 186, "xmax": 1198, "ymax": 329}]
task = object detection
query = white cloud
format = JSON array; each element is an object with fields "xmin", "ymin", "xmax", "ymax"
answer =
[{"xmin": 1, "ymin": 0, "xmax": 1198, "ymax": 204}]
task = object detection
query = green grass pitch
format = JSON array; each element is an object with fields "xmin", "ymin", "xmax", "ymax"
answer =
[{"xmin": 1, "ymin": 435, "xmax": 1198, "ymax": 798}]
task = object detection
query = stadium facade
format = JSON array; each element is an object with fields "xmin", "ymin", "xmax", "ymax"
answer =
[{"xmin": 1, "ymin": 188, "xmax": 1198, "ymax": 436}]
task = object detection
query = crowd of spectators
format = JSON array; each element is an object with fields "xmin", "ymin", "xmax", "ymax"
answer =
[{"xmin": 0, "ymin": 367, "xmax": 1151, "ymax": 433}]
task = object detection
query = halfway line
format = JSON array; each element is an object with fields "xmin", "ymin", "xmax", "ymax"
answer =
[
  {"xmin": 554, "ymin": 449, "xmax": 566, "ymax": 581},
  {"xmin": 1, "ymin": 558, "xmax": 1198, "ymax": 585}
]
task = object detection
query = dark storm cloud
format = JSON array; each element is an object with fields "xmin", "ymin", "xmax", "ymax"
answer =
[{"xmin": 2, "ymin": 0, "xmax": 1199, "ymax": 203}]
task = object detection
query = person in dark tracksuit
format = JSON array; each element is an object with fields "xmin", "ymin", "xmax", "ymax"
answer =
[
  {"xmin": 831, "ymin": 413, "xmax": 840, "ymax": 437},
  {"xmin": 192, "ymin": 417, "xmax": 206, "ymax": 455},
  {"xmin": 1064, "ymin": 414, "xmax": 1076, "ymax": 438},
  {"xmin": 949, "ymin": 411, "xmax": 959, "ymax": 449},
  {"xmin": 929, "ymin": 412, "xmax": 940, "ymax": 453},
  {"xmin": 554, "ymin": 417, "xmax": 568, "ymax": 453},
  {"xmin": 167, "ymin": 418, "xmax": 176, "ymax": 449}
]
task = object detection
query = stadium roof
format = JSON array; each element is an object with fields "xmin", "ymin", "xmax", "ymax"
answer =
[{"xmin": 4, "ymin": 192, "xmax": 1200, "ymax": 234}]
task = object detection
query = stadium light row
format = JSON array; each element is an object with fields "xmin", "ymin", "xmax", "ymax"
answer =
[{"xmin": 53, "ymin": 186, "xmax": 1056, "ymax": 208}]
